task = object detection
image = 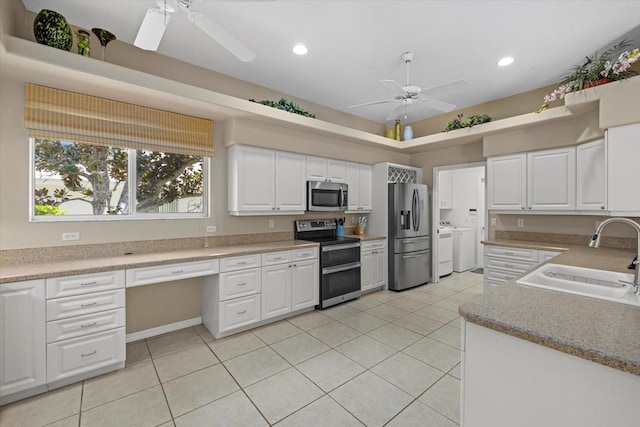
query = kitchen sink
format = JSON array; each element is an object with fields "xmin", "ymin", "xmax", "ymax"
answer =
[{"xmin": 516, "ymin": 263, "xmax": 640, "ymax": 306}]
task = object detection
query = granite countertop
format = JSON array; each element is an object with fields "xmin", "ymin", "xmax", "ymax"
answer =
[
  {"xmin": 461, "ymin": 240, "xmax": 640, "ymax": 376},
  {"xmin": 0, "ymin": 240, "xmax": 318, "ymax": 284}
]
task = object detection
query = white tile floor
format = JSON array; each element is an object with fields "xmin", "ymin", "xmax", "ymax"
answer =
[{"xmin": 0, "ymin": 271, "xmax": 484, "ymax": 427}]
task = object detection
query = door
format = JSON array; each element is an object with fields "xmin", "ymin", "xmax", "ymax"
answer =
[
  {"xmin": 261, "ymin": 264, "xmax": 292, "ymax": 320},
  {"xmin": 487, "ymin": 153, "xmax": 526, "ymax": 210},
  {"xmin": 0, "ymin": 280, "xmax": 46, "ymax": 398},
  {"xmin": 275, "ymin": 151, "xmax": 306, "ymax": 212},
  {"xmin": 391, "ymin": 249, "xmax": 430, "ymax": 290},
  {"xmin": 359, "ymin": 164, "xmax": 373, "ymax": 210},
  {"xmin": 527, "ymin": 147, "xmax": 576, "ymax": 210},
  {"xmin": 360, "ymin": 250, "xmax": 373, "ymax": 291},
  {"xmin": 576, "ymin": 139, "xmax": 606, "ymax": 211},
  {"xmin": 390, "ymin": 183, "xmax": 427, "ymax": 238},
  {"xmin": 372, "ymin": 249, "xmax": 386, "ymax": 288},
  {"xmin": 307, "ymin": 156, "xmax": 327, "ymax": 181},
  {"xmin": 236, "ymin": 146, "xmax": 275, "ymax": 212},
  {"xmin": 327, "ymin": 159, "xmax": 346, "ymax": 182},
  {"xmin": 345, "ymin": 162, "xmax": 360, "ymax": 211},
  {"xmin": 291, "ymin": 259, "xmax": 318, "ymax": 310},
  {"xmin": 607, "ymin": 124, "xmax": 640, "ymax": 213}
]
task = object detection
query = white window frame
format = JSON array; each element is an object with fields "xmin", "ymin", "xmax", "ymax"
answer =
[{"xmin": 29, "ymin": 138, "xmax": 209, "ymax": 222}]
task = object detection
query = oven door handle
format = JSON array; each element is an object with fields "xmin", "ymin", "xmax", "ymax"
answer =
[
  {"xmin": 322, "ymin": 242, "xmax": 361, "ymax": 252},
  {"xmin": 322, "ymin": 262, "xmax": 361, "ymax": 275}
]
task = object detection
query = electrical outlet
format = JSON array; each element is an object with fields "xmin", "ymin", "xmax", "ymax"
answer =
[
  {"xmin": 517, "ymin": 218, "xmax": 524, "ymax": 228},
  {"xmin": 491, "ymin": 218, "xmax": 497, "ymax": 226},
  {"xmin": 206, "ymin": 225, "xmax": 216, "ymax": 233},
  {"xmin": 62, "ymin": 232, "xmax": 80, "ymax": 241},
  {"xmin": 269, "ymin": 219, "xmax": 275, "ymax": 228},
  {"xmin": 351, "ymin": 217, "xmax": 355, "ymax": 225}
]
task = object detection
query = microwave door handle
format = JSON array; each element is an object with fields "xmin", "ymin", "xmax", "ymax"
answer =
[{"xmin": 339, "ymin": 187, "xmax": 344, "ymax": 209}]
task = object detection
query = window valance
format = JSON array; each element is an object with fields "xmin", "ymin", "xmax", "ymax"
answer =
[{"xmin": 25, "ymin": 83, "xmax": 214, "ymax": 157}]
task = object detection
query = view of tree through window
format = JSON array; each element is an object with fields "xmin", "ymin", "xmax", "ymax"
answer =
[{"xmin": 33, "ymin": 139, "xmax": 205, "ymax": 218}]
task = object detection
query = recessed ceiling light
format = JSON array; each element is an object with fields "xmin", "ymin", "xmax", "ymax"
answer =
[
  {"xmin": 293, "ymin": 44, "xmax": 308, "ymax": 55},
  {"xmin": 498, "ymin": 57, "xmax": 514, "ymax": 67}
]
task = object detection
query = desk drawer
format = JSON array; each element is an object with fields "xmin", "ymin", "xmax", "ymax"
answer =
[
  {"xmin": 219, "ymin": 268, "xmax": 261, "ymax": 301},
  {"xmin": 262, "ymin": 251, "xmax": 292, "ymax": 266},
  {"xmin": 483, "ymin": 256, "xmax": 536, "ymax": 274},
  {"xmin": 47, "ymin": 270, "xmax": 125, "ymax": 299},
  {"xmin": 126, "ymin": 259, "xmax": 219, "ymax": 288},
  {"xmin": 484, "ymin": 268, "xmax": 520, "ymax": 285},
  {"xmin": 47, "ymin": 328, "xmax": 125, "ymax": 383},
  {"xmin": 220, "ymin": 254, "xmax": 261, "ymax": 272},
  {"xmin": 47, "ymin": 308, "xmax": 125, "ymax": 343},
  {"xmin": 484, "ymin": 246, "xmax": 538, "ymax": 262},
  {"xmin": 219, "ymin": 294, "xmax": 261, "ymax": 333},
  {"xmin": 47, "ymin": 289, "xmax": 125, "ymax": 321}
]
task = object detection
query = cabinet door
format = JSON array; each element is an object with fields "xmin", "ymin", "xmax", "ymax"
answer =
[
  {"xmin": 607, "ymin": 124, "xmax": 640, "ymax": 213},
  {"xmin": 275, "ymin": 151, "xmax": 306, "ymax": 212},
  {"xmin": 345, "ymin": 162, "xmax": 360, "ymax": 211},
  {"xmin": 576, "ymin": 139, "xmax": 606, "ymax": 211},
  {"xmin": 261, "ymin": 264, "xmax": 292, "ymax": 320},
  {"xmin": 306, "ymin": 156, "xmax": 327, "ymax": 181},
  {"xmin": 360, "ymin": 250, "xmax": 374, "ymax": 291},
  {"xmin": 359, "ymin": 164, "xmax": 373, "ymax": 211},
  {"xmin": 327, "ymin": 159, "xmax": 346, "ymax": 183},
  {"xmin": 291, "ymin": 259, "xmax": 318, "ymax": 311},
  {"xmin": 487, "ymin": 154, "xmax": 526, "ymax": 210},
  {"xmin": 527, "ymin": 147, "xmax": 576, "ymax": 210},
  {"xmin": 439, "ymin": 170, "xmax": 453, "ymax": 209},
  {"xmin": 234, "ymin": 146, "xmax": 275, "ymax": 212},
  {"xmin": 0, "ymin": 280, "xmax": 46, "ymax": 398},
  {"xmin": 372, "ymin": 249, "xmax": 386, "ymax": 288}
]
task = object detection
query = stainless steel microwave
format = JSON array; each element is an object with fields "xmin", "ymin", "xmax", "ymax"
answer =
[{"xmin": 307, "ymin": 181, "xmax": 348, "ymax": 211}]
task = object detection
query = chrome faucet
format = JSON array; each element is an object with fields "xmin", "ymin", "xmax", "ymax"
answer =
[{"xmin": 588, "ymin": 217, "xmax": 640, "ymax": 294}]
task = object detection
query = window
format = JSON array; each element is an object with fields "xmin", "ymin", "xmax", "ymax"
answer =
[{"xmin": 32, "ymin": 139, "xmax": 206, "ymax": 220}]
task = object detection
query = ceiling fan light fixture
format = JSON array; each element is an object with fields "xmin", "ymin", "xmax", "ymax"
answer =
[
  {"xmin": 498, "ymin": 56, "xmax": 514, "ymax": 67},
  {"xmin": 293, "ymin": 44, "xmax": 308, "ymax": 55},
  {"xmin": 134, "ymin": 7, "xmax": 171, "ymax": 51}
]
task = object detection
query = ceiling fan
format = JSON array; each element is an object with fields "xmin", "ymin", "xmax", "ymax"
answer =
[
  {"xmin": 134, "ymin": 0, "xmax": 257, "ymax": 62},
  {"xmin": 349, "ymin": 52, "xmax": 468, "ymax": 121}
]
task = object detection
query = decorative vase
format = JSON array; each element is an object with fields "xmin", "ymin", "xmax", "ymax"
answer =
[
  {"xmin": 403, "ymin": 125, "xmax": 413, "ymax": 141},
  {"xmin": 77, "ymin": 29, "xmax": 91, "ymax": 57},
  {"xmin": 33, "ymin": 9, "xmax": 73, "ymax": 51},
  {"xmin": 92, "ymin": 28, "xmax": 116, "ymax": 61},
  {"xmin": 394, "ymin": 120, "xmax": 401, "ymax": 141},
  {"xmin": 386, "ymin": 128, "xmax": 395, "ymax": 139}
]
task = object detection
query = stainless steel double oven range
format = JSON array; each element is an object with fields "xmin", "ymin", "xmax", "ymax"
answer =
[{"xmin": 294, "ymin": 219, "xmax": 361, "ymax": 308}]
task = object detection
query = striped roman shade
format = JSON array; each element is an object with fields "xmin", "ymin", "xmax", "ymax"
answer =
[{"xmin": 25, "ymin": 83, "xmax": 214, "ymax": 157}]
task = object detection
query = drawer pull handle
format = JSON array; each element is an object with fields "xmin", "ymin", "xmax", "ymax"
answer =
[
  {"xmin": 171, "ymin": 270, "xmax": 184, "ymax": 274},
  {"xmin": 80, "ymin": 281, "xmax": 97, "ymax": 286},
  {"xmin": 237, "ymin": 282, "xmax": 247, "ymax": 286},
  {"xmin": 273, "ymin": 257, "xmax": 283, "ymax": 260},
  {"xmin": 81, "ymin": 350, "xmax": 97, "ymax": 357},
  {"xmin": 300, "ymin": 253, "xmax": 310, "ymax": 257},
  {"xmin": 505, "ymin": 264, "xmax": 514, "ymax": 268},
  {"xmin": 81, "ymin": 302, "xmax": 97, "ymax": 307},
  {"xmin": 237, "ymin": 261, "xmax": 247, "ymax": 265},
  {"xmin": 81, "ymin": 322, "xmax": 98, "ymax": 328},
  {"xmin": 504, "ymin": 251, "xmax": 514, "ymax": 255},
  {"xmin": 237, "ymin": 310, "xmax": 246, "ymax": 315}
]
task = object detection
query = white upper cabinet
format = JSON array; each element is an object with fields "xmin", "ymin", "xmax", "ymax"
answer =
[
  {"xmin": 607, "ymin": 123, "xmax": 640, "ymax": 214},
  {"xmin": 527, "ymin": 147, "xmax": 575, "ymax": 210},
  {"xmin": 576, "ymin": 139, "xmax": 607, "ymax": 211},
  {"xmin": 487, "ymin": 153, "xmax": 527, "ymax": 210},
  {"xmin": 228, "ymin": 145, "xmax": 306, "ymax": 215},
  {"xmin": 439, "ymin": 169, "xmax": 453, "ymax": 209},
  {"xmin": 345, "ymin": 162, "xmax": 373, "ymax": 212},
  {"xmin": 307, "ymin": 156, "xmax": 346, "ymax": 182}
]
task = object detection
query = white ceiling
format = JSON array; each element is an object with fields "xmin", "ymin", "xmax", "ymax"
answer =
[{"xmin": 22, "ymin": 1, "xmax": 640, "ymax": 124}]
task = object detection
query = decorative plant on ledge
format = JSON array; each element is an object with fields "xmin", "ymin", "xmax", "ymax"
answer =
[
  {"xmin": 249, "ymin": 98, "xmax": 316, "ymax": 118},
  {"xmin": 536, "ymin": 40, "xmax": 639, "ymax": 113},
  {"xmin": 444, "ymin": 114, "xmax": 493, "ymax": 132}
]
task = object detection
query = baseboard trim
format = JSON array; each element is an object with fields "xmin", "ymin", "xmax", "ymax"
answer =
[{"xmin": 126, "ymin": 317, "xmax": 202, "ymax": 342}]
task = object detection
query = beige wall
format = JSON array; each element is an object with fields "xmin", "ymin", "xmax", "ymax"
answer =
[{"xmin": 409, "ymin": 142, "xmax": 485, "ymax": 188}]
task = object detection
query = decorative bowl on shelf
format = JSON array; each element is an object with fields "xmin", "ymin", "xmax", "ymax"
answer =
[{"xmin": 33, "ymin": 9, "xmax": 73, "ymax": 51}]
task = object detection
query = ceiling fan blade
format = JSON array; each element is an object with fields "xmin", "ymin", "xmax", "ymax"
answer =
[
  {"xmin": 380, "ymin": 79, "xmax": 406, "ymax": 95},
  {"xmin": 348, "ymin": 99, "xmax": 396, "ymax": 109},
  {"xmin": 414, "ymin": 97, "xmax": 457, "ymax": 112},
  {"xmin": 189, "ymin": 12, "xmax": 256, "ymax": 62},
  {"xmin": 134, "ymin": 7, "xmax": 171, "ymax": 51},
  {"xmin": 420, "ymin": 79, "xmax": 469, "ymax": 96},
  {"xmin": 386, "ymin": 104, "xmax": 405, "ymax": 121}
]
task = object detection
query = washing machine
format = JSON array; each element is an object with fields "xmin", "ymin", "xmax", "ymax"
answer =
[
  {"xmin": 452, "ymin": 227, "xmax": 475, "ymax": 272},
  {"xmin": 438, "ymin": 227, "xmax": 453, "ymax": 277}
]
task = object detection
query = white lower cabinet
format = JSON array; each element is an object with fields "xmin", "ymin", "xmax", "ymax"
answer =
[
  {"xmin": 361, "ymin": 240, "xmax": 386, "ymax": 292},
  {"xmin": 0, "ymin": 279, "xmax": 46, "ymax": 403},
  {"xmin": 483, "ymin": 245, "xmax": 560, "ymax": 292},
  {"xmin": 219, "ymin": 294, "xmax": 261, "ymax": 332},
  {"xmin": 261, "ymin": 262, "xmax": 292, "ymax": 320},
  {"xmin": 291, "ymin": 257, "xmax": 319, "ymax": 311}
]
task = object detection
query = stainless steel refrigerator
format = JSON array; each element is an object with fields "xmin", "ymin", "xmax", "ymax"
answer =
[{"xmin": 388, "ymin": 183, "xmax": 430, "ymax": 291}]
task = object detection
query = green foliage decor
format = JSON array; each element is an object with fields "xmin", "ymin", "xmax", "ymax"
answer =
[
  {"xmin": 444, "ymin": 114, "xmax": 492, "ymax": 132},
  {"xmin": 249, "ymin": 98, "xmax": 316, "ymax": 118}
]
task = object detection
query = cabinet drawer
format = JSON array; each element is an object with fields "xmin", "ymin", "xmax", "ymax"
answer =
[
  {"xmin": 262, "ymin": 250, "xmax": 292, "ymax": 266},
  {"xmin": 293, "ymin": 247, "xmax": 318, "ymax": 261},
  {"xmin": 219, "ymin": 294, "xmax": 261, "ymax": 333},
  {"xmin": 47, "ymin": 289, "xmax": 125, "ymax": 321},
  {"xmin": 126, "ymin": 259, "xmax": 219, "ymax": 288},
  {"xmin": 219, "ymin": 254, "xmax": 261, "ymax": 272},
  {"xmin": 47, "ymin": 327, "xmax": 125, "ymax": 383},
  {"xmin": 484, "ymin": 268, "xmax": 520, "ymax": 285},
  {"xmin": 47, "ymin": 270, "xmax": 125, "ymax": 299},
  {"xmin": 362, "ymin": 240, "xmax": 386, "ymax": 251},
  {"xmin": 483, "ymin": 256, "xmax": 537, "ymax": 274},
  {"xmin": 484, "ymin": 246, "xmax": 538, "ymax": 262},
  {"xmin": 219, "ymin": 268, "xmax": 261, "ymax": 301},
  {"xmin": 47, "ymin": 308, "xmax": 125, "ymax": 344}
]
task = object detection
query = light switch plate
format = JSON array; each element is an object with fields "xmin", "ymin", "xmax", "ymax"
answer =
[
  {"xmin": 269, "ymin": 219, "xmax": 275, "ymax": 228},
  {"xmin": 491, "ymin": 218, "xmax": 497, "ymax": 226},
  {"xmin": 517, "ymin": 218, "xmax": 524, "ymax": 227}
]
